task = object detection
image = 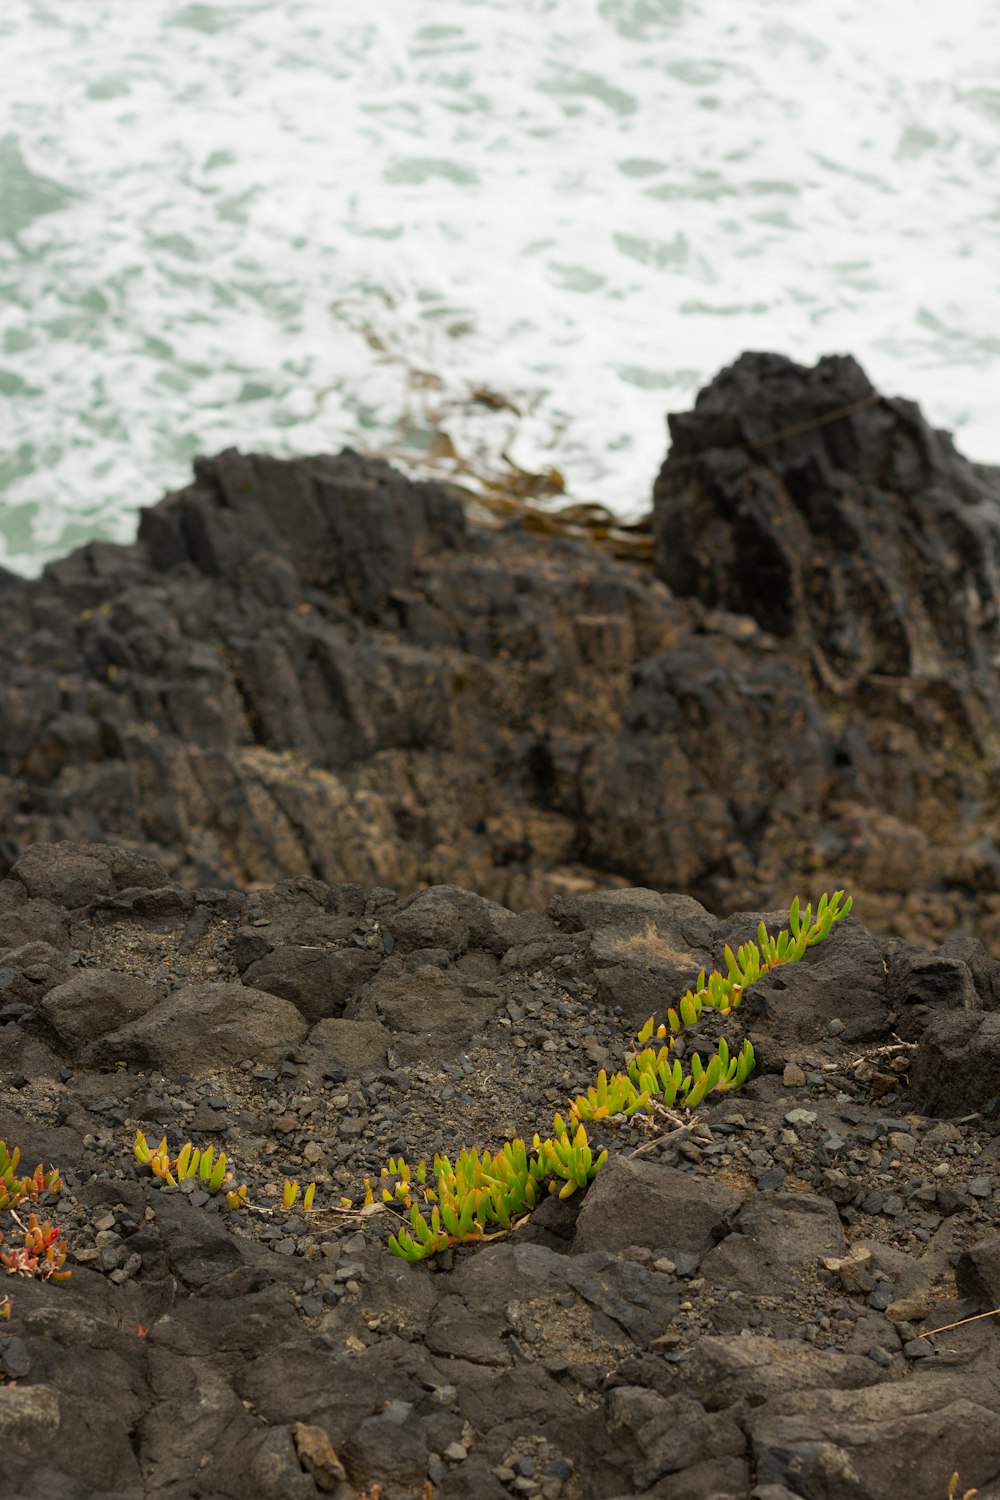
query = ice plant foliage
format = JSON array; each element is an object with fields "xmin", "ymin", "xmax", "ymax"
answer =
[
  {"xmin": 0, "ymin": 1142, "xmax": 69, "ymax": 1307},
  {"xmin": 133, "ymin": 1131, "xmax": 233, "ymax": 1192},
  {"xmin": 282, "ymin": 1179, "xmax": 316, "ymax": 1211},
  {"xmin": 132, "ymin": 1132, "xmax": 314, "ymax": 1213},
  {"xmin": 135, "ymin": 1131, "xmax": 246, "ymax": 1208},
  {"xmin": 656, "ymin": 890, "xmax": 853, "ymax": 1037},
  {"xmin": 385, "ymin": 892, "xmax": 852, "ymax": 1262},
  {"xmin": 0, "ymin": 1214, "xmax": 71, "ymax": 1282},
  {"xmin": 0, "ymin": 1141, "xmax": 62, "ymax": 1212},
  {"xmin": 383, "ymin": 1125, "xmax": 609, "ymax": 1262}
]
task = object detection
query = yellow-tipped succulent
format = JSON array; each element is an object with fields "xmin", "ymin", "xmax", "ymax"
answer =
[
  {"xmin": 124, "ymin": 894, "xmax": 850, "ymax": 1265},
  {"xmin": 282, "ymin": 1178, "xmax": 316, "ymax": 1211},
  {"xmin": 0, "ymin": 1141, "xmax": 62, "ymax": 1212},
  {"xmin": 133, "ymin": 1131, "xmax": 239, "ymax": 1198},
  {"xmin": 385, "ymin": 891, "xmax": 852, "ymax": 1263}
]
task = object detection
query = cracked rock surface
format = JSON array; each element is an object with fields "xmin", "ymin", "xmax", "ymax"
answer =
[
  {"xmin": 1, "ymin": 844, "xmax": 1000, "ymax": 1498},
  {"xmin": 3, "ymin": 352, "xmax": 1000, "ymax": 947}
]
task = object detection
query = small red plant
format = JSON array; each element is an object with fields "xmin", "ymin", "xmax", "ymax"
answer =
[
  {"xmin": 0, "ymin": 1141, "xmax": 62, "ymax": 1212},
  {"xmin": 0, "ymin": 1214, "xmax": 72, "ymax": 1281}
]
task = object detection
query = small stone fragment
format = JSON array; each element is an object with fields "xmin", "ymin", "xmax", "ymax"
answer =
[
  {"xmin": 292, "ymin": 1422, "xmax": 347, "ymax": 1491},
  {"xmin": 821, "ymin": 1245, "xmax": 874, "ymax": 1295},
  {"xmin": 1, "ymin": 1339, "xmax": 31, "ymax": 1379},
  {"xmin": 886, "ymin": 1296, "xmax": 931, "ymax": 1324},
  {"xmin": 820, "ymin": 1168, "xmax": 856, "ymax": 1205}
]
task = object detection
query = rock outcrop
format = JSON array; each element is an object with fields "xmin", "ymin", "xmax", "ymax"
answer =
[
  {"xmin": 0, "ymin": 844, "xmax": 999, "ymax": 1498},
  {"xmin": 2, "ymin": 353, "xmax": 1000, "ymax": 946}
]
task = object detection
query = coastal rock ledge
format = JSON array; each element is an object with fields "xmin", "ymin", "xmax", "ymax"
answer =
[
  {"xmin": 2, "ymin": 352, "xmax": 1000, "ymax": 948},
  {"xmin": 0, "ymin": 843, "xmax": 1000, "ymax": 1498},
  {"xmin": 4, "ymin": 353, "xmax": 1000, "ymax": 1497}
]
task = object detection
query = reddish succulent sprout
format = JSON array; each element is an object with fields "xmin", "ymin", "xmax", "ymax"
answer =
[{"xmin": 0, "ymin": 1216, "xmax": 70, "ymax": 1281}]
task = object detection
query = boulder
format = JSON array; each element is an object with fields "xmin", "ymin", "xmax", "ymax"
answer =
[
  {"xmin": 39, "ymin": 970, "xmax": 160, "ymax": 1050},
  {"xmin": 910, "ymin": 1010, "xmax": 1000, "ymax": 1115},
  {"xmin": 572, "ymin": 1157, "xmax": 745, "ymax": 1257},
  {"xmin": 87, "ymin": 980, "xmax": 308, "ymax": 1073}
]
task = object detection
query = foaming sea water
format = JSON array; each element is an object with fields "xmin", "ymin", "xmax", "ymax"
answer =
[{"xmin": 1, "ymin": 0, "xmax": 998, "ymax": 573}]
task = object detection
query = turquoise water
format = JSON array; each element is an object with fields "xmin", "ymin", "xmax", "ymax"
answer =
[{"xmin": 1, "ymin": 0, "xmax": 998, "ymax": 573}]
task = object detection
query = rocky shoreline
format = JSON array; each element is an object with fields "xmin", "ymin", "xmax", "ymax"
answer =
[
  {"xmin": 2, "ymin": 844, "xmax": 1000, "ymax": 1498},
  {"xmin": 3, "ymin": 351, "xmax": 1000, "ymax": 1498},
  {"xmin": 2, "ymin": 353, "xmax": 1000, "ymax": 946}
]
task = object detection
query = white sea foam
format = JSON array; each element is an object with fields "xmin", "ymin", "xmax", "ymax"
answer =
[{"xmin": 1, "ymin": 0, "xmax": 998, "ymax": 572}]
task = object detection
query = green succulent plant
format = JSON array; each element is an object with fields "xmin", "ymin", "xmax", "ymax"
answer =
[
  {"xmin": 385, "ymin": 1137, "xmax": 552, "ymax": 1261},
  {"xmin": 660, "ymin": 888, "xmax": 852, "ymax": 1034},
  {"xmin": 0, "ymin": 1141, "xmax": 62, "ymax": 1212},
  {"xmin": 537, "ymin": 1116, "xmax": 609, "ymax": 1199},
  {"xmin": 384, "ymin": 891, "xmax": 852, "ymax": 1262},
  {"xmin": 133, "ymin": 1130, "xmax": 237, "ymax": 1195},
  {"xmin": 132, "ymin": 1131, "xmax": 316, "ymax": 1214},
  {"xmin": 282, "ymin": 1179, "xmax": 316, "ymax": 1211},
  {"xmin": 569, "ymin": 1068, "xmax": 652, "ymax": 1121}
]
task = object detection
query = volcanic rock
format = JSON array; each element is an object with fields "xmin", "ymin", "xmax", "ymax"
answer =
[
  {"xmin": 2, "ymin": 356, "xmax": 1000, "ymax": 949},
  {"xmin": 0, "ymin": 845, "xmax": 997, "ymax": 1496}
]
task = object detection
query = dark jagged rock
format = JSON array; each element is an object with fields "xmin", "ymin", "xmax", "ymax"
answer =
[
  {"xmin": 655, "ymin": 351, "xmax": 1000, "ymax": 667},
  {"xmin": 653, "ymin": 352, "xmax": 1000, "ymax": 947},
  {"xmin": 0, "ymin": 844, "xmax": 999, "ymax": 1498},
  {"xmin": 3, "ymin": 357, "xmax": 1000, "ymax": 950}
]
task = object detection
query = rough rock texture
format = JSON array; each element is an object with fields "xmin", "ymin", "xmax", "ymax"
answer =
[
  {"xmin": 2, "ymin": 355, "xmax": 1000, "ymax": 949},
  {"xmin": 1, "ymin": 844, "xmax": 1000, "ymax": 1498},
  {"xmin": 6, "ymin": 354, "xmax": 1000, "ymax": 1495}
]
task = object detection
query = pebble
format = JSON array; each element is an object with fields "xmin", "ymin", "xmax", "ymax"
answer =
[
  {"xmin": 820, "ymin": 1169, "xmax": 854, "ymax": 1204},
  {"xmin": 821, "ymin": 1246, "xmax": 873, "ymax": 1294},
  {"xmin": 671, "ymin": 1251, "xmax": 701, "ymax": 1278},
  {"xmin": 1, "ymin": 1339, "xmax": 31, "ymax": 1379},
  {"xmin": 886, "ymin": 1296, "xmax": 930, "ymax": 1323},
  {"xmin": 334, "ymin": 1262, "xmax": 365, "ymax": 1282},
  {"xmin": 782, "ymin": 1063, "xmax": 806, "ymax": 1088},
  {"xmin": 757, "ymin": 1169, "xmax": 786, "ymax": 1192},
  {"xmin": 544, "ymin": 1458, "xmax": 574, "ymax": 1481}
]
